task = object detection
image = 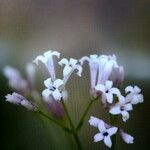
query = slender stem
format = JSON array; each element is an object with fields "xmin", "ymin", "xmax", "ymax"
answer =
[
  {"xmin": 61, "ymin": 100, "xmax": 82, "ymax": 150},
  {"xmin": 76, "ymin": 96, "xmax": 99, "ymax": 131},
  {"xmin": 36, "ymin": 109, "xmax": 72, "ymax": 133}
]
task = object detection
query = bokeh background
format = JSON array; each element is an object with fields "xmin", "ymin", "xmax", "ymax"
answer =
[{"xmin": 0, "ymin": 0, "xmax": 150, "ymax": 150}]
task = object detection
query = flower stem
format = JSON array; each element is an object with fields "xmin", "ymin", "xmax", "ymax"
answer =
[
  {"xmin": 36, "ymin": 109, "xmax": 72, "ymax": 133},
  {"xmin": 61, "ymin": 100, "xmax": 82, "ymax": 150},
  {"xmin": 76, "ymin": 96, "xmax": 99, "ymax": 131}
]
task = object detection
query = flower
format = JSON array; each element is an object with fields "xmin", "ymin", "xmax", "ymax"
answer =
[
  {"xmin": 80, "ymin": 55, "xmax": 99, "ymax": 89},
  {"xmin": 95, "ymin": 80, "xmax": 121, "ymax": 103},
  {"xmin": 109, "ymin": 66, "xmax": 124, "ymax": 86},
  {"xmin": 93, "ymin": 120, "xmax": 118, "ymax": 148},
  {"xmin": 88, "ymin": 116, "xmax": 101, "ymax": 127},
  {"xmin": 120, "ymin": 130, "xmax": 134, "ymax": 144},
  {"xmin": 125, "ymin": 86, "xmax": 144, "ymax": 105},
  {"xmin": 33, "ymin": 50, "xmax": 60, "ymax": 80},
  {"xmin": 109, "ymin": 96, "xmax": 133, "ymax": 122},
  {"xmin": 5, "ymin": 92, "xmax": 36, "ymax": 111},
  {"xmin": 42, "ymin": 78, "xmax": 64, "ymax": 101},
  {"xmin": 58, "ymin": 58, "xmax": 82, "ymax": 84},
  {"xmin": 3, "ymin": 66, "xmax": 28, "ymax": 94},
  {"xmin": 97, "ymin": 54, "xmax": 120, "ymax": 84}
]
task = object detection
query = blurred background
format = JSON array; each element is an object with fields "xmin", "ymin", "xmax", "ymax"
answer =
[{"xmin": 0, "ymin": 0, "xmax": 150, "ymax": 149}]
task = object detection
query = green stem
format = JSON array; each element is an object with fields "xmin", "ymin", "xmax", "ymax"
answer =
[
  {"xmin": 76, "ymin": 96, "xmax": 99, "ymax": 131},
  {"xmin": 36, "ymin": 109, "xmax": 72, "ymax": 133},
  {"xmin": 61, "ymin": 100, "xmax": 82, "ymax": 150}
]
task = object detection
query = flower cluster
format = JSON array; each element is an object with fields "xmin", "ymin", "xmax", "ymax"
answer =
[{"xmin": 3, "ymin": 50, "xmax": 144, "ymax": 149}]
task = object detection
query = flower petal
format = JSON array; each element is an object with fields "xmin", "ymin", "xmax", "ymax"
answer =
[
  {"xmin": 109, "ymin": 106, "xmax": 121, "ymax": 115},
  {"xmin": 76, "ymin": 65, "xmax": 83, "ymax": 77},
  {"xmin": 107, "ymin": 127, "xmax": 118, "ymax": 136},
  {"xmin": 105, "ymin": 80, "xmax": 113, "ymax": 90},
  {"xmin": 70, "ymin": 58, "xmax": 78, "ymax": 66},
  {"xmin": 95, "ymin": 84, "xmax": 105, "ymax": 93},
  {"xmin": 125, "ymin": 86, "xmax": 133, "ymax": 93},
  {"xmin": 52, "ymin": 89, "xmax": 62, "ymax": 100},
  {"xmin": 124, "ymin": 103, "xmax": 133, "ymax": 111},
  {"xmin": 110, "ymin": 88, "xmax": 121, "ymax": 96},
  {"xmin": 106, "ymin": 93, "xmax": 113, "ymax": 103},
  {"xmin": 121, "ymin": 111, "xmax": 129, "ymax": 122},
  {"xmin": 54, "ymin": 79, "xmax": 64, "ymax": 88},
  {"xmin": 98, "ymin": 120, "xmax": 106, "ymax": 132},
  {"xmin": 88, "ymin": 116, "xmax": 101, "ymax": 127},
  {"xmin": 63, "ymin": 65, "xmax": 72, "ymax": 76},
  {"xmin": 104, "ymin": 136, "xmax": 112, "ymax": 148},
  {"xmin": 58, "ymin": 58, "xmax": 69, "ymax": 66},
  {"xmin": 120, "ymin": 131, "xmax": 134, "ymax": 144},
  {"xmin": 42, "ymin": 89, "xmax": 51, "ymax": 98},
  {"xmin": 44, "ymin": 78, "xmax": 52, "ymax": 88},
  {"xmin": 94, "ymin": 133, "xmax": 104, "ymax": 142},
  {"xmin": 134, "ymin": 86, "xmax": 141, "ymax": 93}
]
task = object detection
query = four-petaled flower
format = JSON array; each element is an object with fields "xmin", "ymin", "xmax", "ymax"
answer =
[
  {"xmin": 95, "ymin": 80, "xmax": 120, "ymax": 103},
  {"xmin": 93, "ymin": 120, "xmax": 118, "ymax": 148},
  {"xmin": 42, "ymin": 78, "xmax": 64, "ymax": 101},
  {"xmin": 125, "ymin": 86, "xmax": 144, "ymax": 105},
  {"xmin": 58, "ymin": 58, "xmax": 82, "ymax": 84},
  {"xmin": 109, "ymin": 96, "xmax": 133, "ymax": 122}
]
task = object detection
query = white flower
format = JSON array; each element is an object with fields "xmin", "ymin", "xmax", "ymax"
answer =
[
  {"xmin": 120, "ymin": 130, "xmax": 134, "ymax": 144},
  {"xmin": 97, "ymin": 54, "xmax": 119, "ymax": 84},
  {"xmin": 93, "ymin": 120, "xmax": 118, "ymax": 148},
  {"xmin": 59, "ymin": 58, "xmax": 82, "ymax": 84},
  {"xmin": 95, "ymin": 80, "xmax": 121, "ymax": 103},
  {"xmin": 42, "ymin": 78, "xmax": 64, "ymax": 101},
  {"xmin": 80, "ymin": 55, "xmax": 99, "ymax": 89},
  {"xmin": 109, "ymin": 96, "xmax": 133, "ymax": 122},
  {"xmin": 109, "ymin": 66, "xmax": 124, "ymax": 86},
  {"xmin": 33, "ymin": 50, "xmax": 60, "ymax": 80},
  {"xmin": 125, "ymin": 86, "xmax": 144, "ymax": 105},
  {"xmin": 3, "ymin": 66, "xmax": 28, "ymax": 93},
  {"xmin": 5, "ymin": 92, "xmax": 36, "ymax": 111}
]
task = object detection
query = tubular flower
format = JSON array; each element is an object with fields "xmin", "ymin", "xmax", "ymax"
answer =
[
  {"xmin": 109, "ymin": 96, "xmax": 133, "ymax": 122},
  {"xmin": 95, "ymin": 80, "xmax": 121, "ymax": 103},
  {"xmin": 5, "ymin": 92, "xmax": 36, "ymax": 111},
  {"xmin": 58, "ymin": 58, "xmax": 82, "ymax": 84},
  {"xmin": 125, "ymin": 86, "xmax": 144, "ymax": 105},
  {"xmin": 33, "ymin": 50, "xmax": 60, "ymax": 80},
  {"xmin": 42, "ymin": 78, "xmax": 64, "ymax": 101},
  {"xmin": 3, "ymin": 66, "xmax": 28, "ymax": 94},
  {"xmin": 120, "ymin": 129, "xmax": 134, "ymax": 144}
]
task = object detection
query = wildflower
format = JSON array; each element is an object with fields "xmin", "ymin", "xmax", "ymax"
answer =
[
  {"xmin": 93, "ymin": 119, "xmax": 118, "ymax": 148},
  {"xmin": 42, "ymin": 78, "xmax": 64, "ymax": 101},
  {"xmin": 120, "ymin": 129, "xmax": 134, "ymax": 144},
  {"xmin": 95, "ymin": 80, "xmax": 120, "ymax": 103},
  {"xmin": 109, "ymin": 66, "xmax": 124, "ymax": 86},
  {"xmin": 58, "ymin": 58, "xmax": 82, "ymax": 84},
  {"xmin": 97, "ymin": 54, "xmax": 120, "ymax": 84},
  {"xmin": 109, "ymin": 96, "xmax": 133, "ymax": 122},
  {"xmin": 125, "ymin": 86, "xmax": 144, "ymax": 105},
  {"xmin": 5, "ymin": 92, "xmax": 36, "ymax": 111},
  {"xmin": 33, "ymin": 50, "xmax": 60, "ymax": 80},
  {"xmin": 3, "ymin": 66, "xmax": 28, "ymax": 94},
  {"xmin": 80, "ymin": 55, "xmax": 99, "ymax": 90}
]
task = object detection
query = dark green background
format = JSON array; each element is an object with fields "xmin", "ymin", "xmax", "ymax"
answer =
[{"xmin": 0, "ymin": 0, "xmax": 150, "ymax": 149}]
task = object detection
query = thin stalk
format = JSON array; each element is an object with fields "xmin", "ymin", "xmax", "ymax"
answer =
[
  {"xmin": 61, "ymin": 100, "xmax": 82, "ymax": 150},
  {"xmin": 76, "ymin": 96, "xmax": 99, "ymax": 131},
  {"xmin": 36, "ymin": 109, "xmax": 72, "ymax": 133}
]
